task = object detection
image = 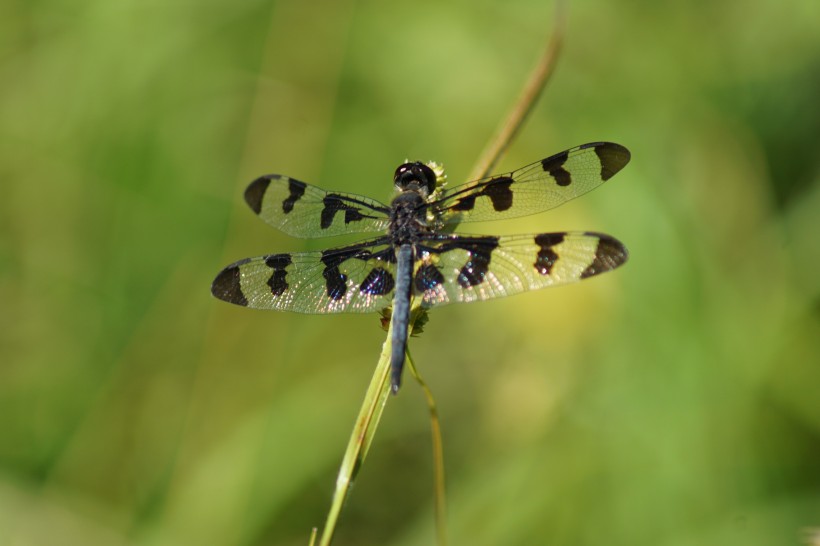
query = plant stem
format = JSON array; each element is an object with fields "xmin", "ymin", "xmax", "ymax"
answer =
[
  {"xmin": 316, "ymin": 320, "xmax": 394, "ymax": 545},
  {"xmin": 406, "ymin": 348, "xmax": 448, "ymax": 546}
]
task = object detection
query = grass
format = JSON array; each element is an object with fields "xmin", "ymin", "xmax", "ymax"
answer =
[{"xmin": 1, "ymin": 0, "xmax": 819, "ymax": 545}]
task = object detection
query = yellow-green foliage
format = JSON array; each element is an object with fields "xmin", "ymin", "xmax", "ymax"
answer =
[{"xmin": 1, "ymin": 0, "xmax": 819, "ymax": 545}]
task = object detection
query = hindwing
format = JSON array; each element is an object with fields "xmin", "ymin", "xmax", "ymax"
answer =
[
  {"xmin": 211, "ymin": 238, "xmax": 398, "ymax": 313},
  {"xmin": 411, "ymin": 232, "xmax": 628, "ymax": 307}
]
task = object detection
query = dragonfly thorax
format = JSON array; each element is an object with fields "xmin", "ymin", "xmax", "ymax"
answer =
[{"xmin": 389, "ymin": 190, "xmax": 428, "ymax": 245}]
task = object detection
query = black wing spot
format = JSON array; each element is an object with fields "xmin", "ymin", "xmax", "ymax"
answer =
[
  {"xmin": 321, "ymin": 196, "xmax": 340, "ymax": 229},
  {"xmin": 360, "ymin": 267, "xmax": 395, "ymax": 296},
  {"xmin": 345, "ymin": 207, "xmax": 365, "ymax": 223},
  {"xmin": 321, "ymin": 245, "xmax": 376, "ymax": 300},
  {"xmin": 458, "ymin": 252, "xmax": 492, "ymax": 287},
  {"xmin": 483, "ymin": 176, "xmax": 514, "ymax": 211},
  {"xmin": 323, "ymin": 267, "xmax": 347, "ymax": 300},
  {"xmin": 534, "ymin": 233, "xmax": 565, "ymax": 275},
  {"xmin": 211, "ymin": 260, "xmax": 250, "ymax": 306},
  {"xmin": 580, "ymin": 234, "xmax": 629, "ymax": 279},
  {"xmin": 283, "ymin": 179, "xmax": 306, "ymax": 213},
  {"xmin": 584, "ymin": 142, "xmax": 631, "ymax": 181},
  {"xmin": 321, "ymin": 194, "xmax": 366, "ymax": 229},
  {"xmin": 264, "ymin": 254, "xmax": 292, "ymax": 296},
  {"xmin": 244, "ymin": 177, "xmax": 271, "ymax": 215},
  {"xmin": 552, "ymin": 167, "xmax": 571, "ymax": 187},
  {"xmin": 414, "ymin": 263, "xmax": 444, "ymax": 292},
  {"xmin": 541, "ymin": 150, "xmax": 571, "ymax": 187},
  {"xmin": 451, "ymin": 194, "xmax": 477, "ymax": 211},
  {"xmin": 455, "ymin": 239, "xmax": 499, "ymax": 288},
  {"xmin": 450, "ymin": 176, "xmax": 514, "ymax": 212}
]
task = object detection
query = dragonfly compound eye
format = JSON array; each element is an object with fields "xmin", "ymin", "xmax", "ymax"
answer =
[{"xmin": 393, "ymin": 162, "xmax": 437, "ymax": 194}]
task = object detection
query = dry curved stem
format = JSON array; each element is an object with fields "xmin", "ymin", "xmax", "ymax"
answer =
[{"xmin": 468, "ymin": 0, "xmax": 567, "ymax": 181}]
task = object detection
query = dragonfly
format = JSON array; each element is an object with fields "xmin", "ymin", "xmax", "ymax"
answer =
[{"xmin": 212, "ymin": 142, "xmax": 630, "ymax": 393}]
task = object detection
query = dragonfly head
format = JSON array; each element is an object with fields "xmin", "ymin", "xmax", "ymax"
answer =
[{"xmin": 393, "ymin": 161, "xmax": 437, "ymax": 196}]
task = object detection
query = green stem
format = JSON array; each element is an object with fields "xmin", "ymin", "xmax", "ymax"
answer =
[
  {"xmin": 316, "ymin": 318, "xmax": 394, "ymax": 545},
  {"xmin": 405, "ymin": 348, "xmax": 448, "ymax": 546}
]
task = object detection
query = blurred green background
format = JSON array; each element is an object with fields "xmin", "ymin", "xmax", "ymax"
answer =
[{"xmin": 2, "ymin": 0, "xmax": 819, "ymax": 544}]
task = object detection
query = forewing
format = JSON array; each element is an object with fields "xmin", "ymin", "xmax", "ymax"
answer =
[
  {"xmin": 211, "ymin": 238, "xmax": 398, "ymax": 313},
  {"xmin": 244, "ymin": 175, "xmax": 392, "ymax": 238},
  {"xmin": 412, "ymin": 232, "xmax": 628, "ymax": 307},
  {"xmin": 430, "ymin": 142, "xmax": 630, "ymax": 226}
]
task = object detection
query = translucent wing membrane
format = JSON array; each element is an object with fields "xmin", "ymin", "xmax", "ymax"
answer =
[
  {"xmin": 412, "ymin": 231, "xmax": 628, "ymax": 308},
  {"xmin": 211, "ymin": 237, "xmax": 397, "ymax": 314},
  {"xmin": 245, "ymin": 174, "xmax": 392, "ymax": 238},
  {"xmin": 429, "ymin": 142, "xmax": 630, "ymax": 226},
  {"xmin": 212, "ymin": 231, "xmax": 627, "ymax": 314},
  {"xmin": 213, "ymin": 143, "xmax": 631, "ymax": 317}
]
